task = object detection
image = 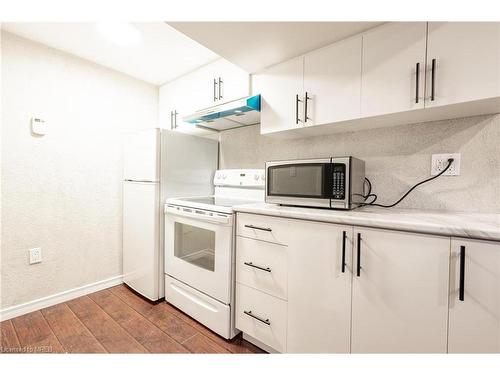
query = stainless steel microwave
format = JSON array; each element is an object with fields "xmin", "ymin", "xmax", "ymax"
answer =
[{"xmin": 265, "ymin": 157, "xmax": 365, "ymax": 210}]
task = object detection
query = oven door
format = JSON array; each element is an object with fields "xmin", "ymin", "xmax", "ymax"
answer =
[
  {"xmin": 165, "ymin": 205, "xmax": 233, "ymax": 304},
  {"xmin": 266, "ymin": 158, "xmax": 332, "ymax": 208}
]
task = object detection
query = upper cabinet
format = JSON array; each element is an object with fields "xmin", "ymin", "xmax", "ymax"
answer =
[
  {"xmin": 254, "ymin": 22, "xmax": 500, "ymax": 137},
  {"xmin": 361, "ymin": 22, "xmax": 427, "ymax": 117},
  {"xmin": 205, "ymin": 58, "xmax": 250, "ymax": 106},
  {"xmin": 158, "ymin": 58, "xmax": 249, "ymax": 135},
  {"xmin": 254, "ymin": 35, "xmax": 363, "ymax": 134},
  {"xmin": 425, "ymin": 22, "xmax": 500, "ymax": 107},
  {"xmin": 252, "ymin": 57, "xmax": 304, "ymax": 134},
  {"xmin": 304, "ymin": 35, "xmax": 362, "ymax": 125}
]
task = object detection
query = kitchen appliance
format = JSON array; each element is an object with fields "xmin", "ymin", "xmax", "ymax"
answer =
[
  {"xmin": 122, "ymin": 128, "xmax": 218, "ymax": 301},
  {"xmin": 183, "ymin": 95, "xmax": 261, "ymax": 132},
  {"xmin": 265, "ymin": 157, "xmax": 365, "ymax": 210},
  {"xmin": 164, "ymin": 169, "xmax": 265, "ymax": 339}
]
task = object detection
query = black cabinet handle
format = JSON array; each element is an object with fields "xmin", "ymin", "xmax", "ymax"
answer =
[
  {"xmin": 431, "ymin": 58, "xmax": 436, "ymax": 101},
  {"xmin": 304, "ymin": 92, "xmax": 310, "ymax": 122},
  {"xmin": 244, "ymin": 224, "xmax": 272, "ymax": 232},
  {"xmin": 459, "ymin": 245, "xmax": 465, "ymax": 301},
  {"xmin": 341, "ymin": 231, "xmax": 346, "ymax": 273},
  {"xmin": 244, "ymin": 310, "xmax": 270, "ymax": 326},
  {"xmin": 415, "ymin": 62, "xmax": 420, "ymax": 104},
  {"xmin": 218, "ymin": 77, "xmax": 223, "ymax": 100},
  {"xmin": 213, "ymin": 78, "xmax": 218, "ymax": 101},
  {"xmin": 244, "ymin": 262, "xmax": 271, "ymax": 273},
  {"xmin": 170, "ymin": 111, "xmax": 174, "ymax": 129},
  {"xmin": 356, "ymin": 233, "xmax": 361, "ymax": 277},
  {"xmin": 173, "ymin": 110, "xmax": 178, "ymax": 129},
  {"xmin": 295, "ymin": 94, "xmax": 302, "ymax": 124}
]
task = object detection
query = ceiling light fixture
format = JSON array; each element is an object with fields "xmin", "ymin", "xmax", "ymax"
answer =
[{"xmin": 96, "ymin": 22, "xmax": 142, "ymax": 46}]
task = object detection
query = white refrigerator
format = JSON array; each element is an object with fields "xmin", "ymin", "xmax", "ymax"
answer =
[{"xmin": 123, "ymin": 128, "xmax": 218, "ymax": 301}]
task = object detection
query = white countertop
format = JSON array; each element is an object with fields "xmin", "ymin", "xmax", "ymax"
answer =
[{"xmin": 233, "ymin": 202, "xmax": 500, "ymax": 241}]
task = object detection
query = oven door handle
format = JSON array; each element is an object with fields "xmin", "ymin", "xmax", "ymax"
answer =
[{"xmin": 164, "ymin": 205, "xmax": 231, "ymax": 225}]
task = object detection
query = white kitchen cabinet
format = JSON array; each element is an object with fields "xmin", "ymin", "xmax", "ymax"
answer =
[
  {"xmin": 303, "ymin": 35, "xmax": 362, "ymax": 125},
  {"xmin": 252, "ymin": 57, "xmax": 304, "ymax": 134},
  {"xmin": 361, "ymin": 22, "xmax": 427, "ymax": 117},
  {"xmin": 448, "ymin": 238, "xmax": 500, "ymax": 353},
  {"xmin": 158, "ymin": 79, "xmax": 198, "ymax": 134},
  {"xmin": 287, "ymin": 221, "xmax": 353, "ymax": 353},
  {"xmin": 351, "ymin": 227, "xmax": 450, "ymax": 353},
  {"xmin": 207, "ymin": 58, "xmax": 250, "ymax": 106},
  {"xmin": 158, "ymin": 58, "xmax": 249, "ymax": 135},
  {"xmin": 425, "ymin": 22, "xmax": 500, "ymax": 108}
]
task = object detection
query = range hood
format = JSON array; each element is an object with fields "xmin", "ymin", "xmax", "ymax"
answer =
[{"xmin": 183, "ymin": 95, "xmax": 261, "ymax": 132}]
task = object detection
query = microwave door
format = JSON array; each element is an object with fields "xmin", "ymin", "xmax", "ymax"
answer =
[{"xmin": 266, "ymin": 159, "xmax": 332, "ymax": 208}]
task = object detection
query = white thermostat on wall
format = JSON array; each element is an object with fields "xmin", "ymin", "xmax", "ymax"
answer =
[{"xmin": 31, "ymin": 117, "xmax": 47, "ymax": 136}]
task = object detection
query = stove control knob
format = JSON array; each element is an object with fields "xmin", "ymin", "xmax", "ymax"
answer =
[{"xmin": 254, "ymin": 174, "xmax": 259, "ymax": 181}]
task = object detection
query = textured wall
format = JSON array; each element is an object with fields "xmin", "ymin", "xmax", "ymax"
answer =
[
  {"xmin": 220, "ymin": 114, "xmax": 500, "ymax": 213},
  {"xmin": 1, "ymin": 32, "xmax": 158, "ymax": 308}
]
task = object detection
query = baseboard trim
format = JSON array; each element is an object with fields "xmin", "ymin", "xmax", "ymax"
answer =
[{"xmin": 0, "ymin": 275, "xmax": 123, "ymax": 321}]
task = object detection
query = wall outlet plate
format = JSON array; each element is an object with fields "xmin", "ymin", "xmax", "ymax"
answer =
[
  {"xmin": 431, "ymin": 153, "xmax": 461, "ymax": 176},
  {"xmin": 29, "ymin": 247, "xmax": 42, "ymax": 264}
]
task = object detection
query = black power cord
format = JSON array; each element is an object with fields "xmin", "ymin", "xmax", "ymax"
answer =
[{"xmin": 359, "ymin": 158, "xmax": 454, "ymax": 208}]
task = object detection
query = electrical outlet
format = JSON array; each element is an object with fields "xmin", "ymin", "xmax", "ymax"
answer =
[
  {"xmin": 431, "ymin": 153, "xmax": 461, "ymax": 176},
  {"xmin": 29, "ymin": 247, "xmax": 42, "ymax": 264}
]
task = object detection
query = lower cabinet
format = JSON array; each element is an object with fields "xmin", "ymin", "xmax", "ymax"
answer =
[
  {"xmin": 448, "ymin": 238, "xmax": 500, "ymax": 353},
  {"xmin": 287, "ymin": 221, "xmax": 352, "ymax": 353},
  {"xmin": 234, "ymin": 212, "xmax": 500, "ymax": 353},
  {"xmin": 351, "ymin": 227, "xmax": 450, "ymax": 353}
]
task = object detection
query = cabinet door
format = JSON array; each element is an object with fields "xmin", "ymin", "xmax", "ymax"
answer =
[
  {"xmin": 213, "ymin": 58, "xmax": 250, "ymax": 104},
  {"xmin": 287, "ymin": 221, "xmax": 352, "ymax": 353},
  {"xmin": 158, "ymin": 80, "xmax": 214, "ymax": 136},
  {"xmin": 426, "ymin": 22, "xmax": 500, "ymax": 107},
  {"xmin": 351, "ymin": 227, "xmax": 450, "ymax": 353},
  {"xmin": 304, "ymin": 35, "xmax": 362, "ymax": 125},
  {"xmin": 158, "ymin": 81, "xmax": 177, "ymax": 130},
  {"xmin": 361, "ymin": 22, "xmax": 427, "ymax": 117},
  {"xmin": 252, "ymin": 57, "xmax": 304, "ymax": 134},
  {"xmin": 448, "ymin": 238, "xmax": 500, "ymax": 353}
]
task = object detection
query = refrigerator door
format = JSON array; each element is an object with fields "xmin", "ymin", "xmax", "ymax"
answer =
[
  {"xmin": 124, "ymin": 128, "xmax": 160, "ymax": 182},
  {"xmin": 123, "ymin": 181, "xmax": 160, "ymax": 300}
]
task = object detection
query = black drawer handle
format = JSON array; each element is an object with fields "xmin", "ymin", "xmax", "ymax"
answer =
[
  {"xmin": 459, "ymin": 245, "xmax": 465, "ymax": 301},
  {"xmin": 244, "ymin": 310, "xmax": 271, "ymax": 326},
  {"xmin": 341, "ymin": 231, "xmax": 347, "ymax": 273},
  {"xmin": 244, "ymin": 224, "xmax": 272, "ymax": 232},
  {"xmin": 356, "ymin": 233, "xmax": 361, "ymax": 277},
  {"xmin": 244, "ymin": 262, "xmax": 271, "ymax": 273}
]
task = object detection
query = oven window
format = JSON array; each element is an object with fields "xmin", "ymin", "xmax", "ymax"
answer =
[
  {"xmin": 174, "ymin": 222, "xmax": 215, "ymax": 272},
  {"xmin": 268, "ymin": 164, "xmax": 325, "ymax": 197}
]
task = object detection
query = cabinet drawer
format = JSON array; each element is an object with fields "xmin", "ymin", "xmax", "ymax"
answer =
[
  {"xmin": 236, "ymin": 236, "xmax": 287, "ymax": 300},
  {"xmin": 237, "ymin": 213, "xmax": 290, "ymax": 245},
  {"xmin": 235, "ymin": 283, "xmax": 287, "ymax": 353}
]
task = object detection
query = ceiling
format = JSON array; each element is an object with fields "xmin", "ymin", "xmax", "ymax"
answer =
[
  {"xmin": 168, "ymin": 22, "xmax": 384, "ymax": 73},
  {"xmin": 1, "ymin": 22, "xmax": 219, "ymax": 85}
]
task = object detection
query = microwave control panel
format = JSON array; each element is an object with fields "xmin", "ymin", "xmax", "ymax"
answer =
[{"xmin": 331, "ymin": 163, "xmax": 346, "ymax": 200}]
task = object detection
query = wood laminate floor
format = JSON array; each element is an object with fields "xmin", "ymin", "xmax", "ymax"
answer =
[{"xmin": 0, "ymin": 284, "xmax": 265, "ymax": 354}]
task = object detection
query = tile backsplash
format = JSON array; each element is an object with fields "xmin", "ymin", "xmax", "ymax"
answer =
[{"xmin": 220, "ymin": 114, "xmax": 500, "ymax": 213}]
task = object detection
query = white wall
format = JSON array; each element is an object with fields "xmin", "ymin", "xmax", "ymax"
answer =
[
  {"xmin": 220, "ymin": 114, "xmax": 500, "ymax": 213},
  {"xmin": 1, "ymin": 32, "xmax": 158, "ymax": 309}
]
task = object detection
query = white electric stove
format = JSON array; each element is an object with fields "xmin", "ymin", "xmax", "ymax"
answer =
[{"xmin": 164, "ymin": 169, "xmax": 265, "ymax": 339}]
